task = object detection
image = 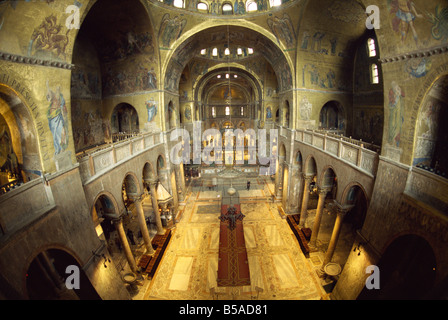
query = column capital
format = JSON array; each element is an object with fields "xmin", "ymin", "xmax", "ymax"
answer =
[
  {"xmin": 127, "ymin": 193, "xmax": 143, "ymax": 202},
  {"xmin": 144, "ymin": 178, "xmax": 158, "ymax": 186},
  {"xmin": 329, "ymin": 200, "xmax": 354, "ymax": 216},
  {"xmin": 302, "ymin": 173, "xmax": 314, "ymax": 182},
  {"xmin": 317, "ymin": 186, "xmax": 332, "ymax": 196}
]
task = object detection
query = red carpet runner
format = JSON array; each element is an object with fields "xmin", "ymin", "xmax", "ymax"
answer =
[{"xmin": 217, "ymin": 204, "xmax": 251, "ymax": 287}]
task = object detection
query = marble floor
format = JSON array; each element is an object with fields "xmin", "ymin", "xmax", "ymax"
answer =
[{"xmin": 133, "ymin": 176, "xmax": 337, "ymax": 300}]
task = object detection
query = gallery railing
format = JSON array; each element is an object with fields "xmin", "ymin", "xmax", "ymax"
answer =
[
  {"xmin": 76, "ymin": 131, "xmax": 164, "ymax": 184},
  {"xmin": 294, "ymin": 129, "xmax": 380, "ymax": 177},
  {"xmin": 0, "ymin": 177, "xmax": 56, "ymax": 240}
]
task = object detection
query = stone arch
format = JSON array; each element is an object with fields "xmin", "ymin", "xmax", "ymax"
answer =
[
  {"xmin": 279, "ymin": 142, "xmax": 287, "ymax": 158},
  {"xmin": 358, "ymin": 233, "xmax": 437, "ymax": 299},
  {"xmin": 319, "ymin": 165, "xmax": 337, "ymax": 188},
  {"xmin": 294, "ymin": 150, "xmax": 303, "ymax": 169},
  {"xmin": 319, "ymin": 100, "xmax": 345, "ymax": 132},
  {"xmin": 162, "ymin": 23, "xmax": 295, "ymax": 96},
  {"xmin": 341, "ymin": 182, "xmax": 369, "ymax": 207},
  {"xmin": 0, "ymin": 84, "xmax": 43, "ymax": 186},
  {"xmin": 111, "ymin": 103, "xmax": 139, "ymax": 135},
  {"xmin": 142, "ymin": 161, "xmax": 156, "ymax": 193},
  {"xmin": 157, "ymin": 154, "xmax": 167, "ymax": 172},
  {"xmin": 282, "ymin": 99, "xmax": 290, "ymax": 127},
  {"xmin": 408, "ymin": 63, "xmax": 448, "ymax": 165},
  {"xmin": 340, "ymin": 182, "xmax": 369, "ymax": 233},
  {"xmin": 122, "ymin": 172, "xmax": 141, "ymax": 196},
  {"xmin": 24, "ymin": 246, "xmax": 100, "ymax": 300},
  {"xmin": 142, "ymin": 161, "xmax": 156, "ymax": 181},
  {"xmin": 304, "ymin": 155, "xmax": 317, "ymax": 176},
  {"xmin": 168, "ymin": 101, "xmax": 177, "ymax": 129},
  {"xmin": 91, "ymin": 191, "xmax": 120, "ymax": 220},
  {"xmin": 412, "ymin": 73, "xmax": 448, "ymax": 176}
]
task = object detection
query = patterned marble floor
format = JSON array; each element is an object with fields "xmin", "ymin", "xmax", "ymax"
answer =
[{"xmin": 137, "ymin": 177, "xmax": 328, "ymax": 300}]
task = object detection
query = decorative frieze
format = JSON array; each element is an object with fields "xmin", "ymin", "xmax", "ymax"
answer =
[
  {"xmin": 0, "ymin": 51, "xmax": 74, "ymax": 70},
  {"xmin": 379, "ymin": 45, "xmax": 448, "ymax": 64}
]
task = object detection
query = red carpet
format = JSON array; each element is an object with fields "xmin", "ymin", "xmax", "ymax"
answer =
[{"xmin": 217, "ymin": 204, "xmax": 251, "ymax": 287}]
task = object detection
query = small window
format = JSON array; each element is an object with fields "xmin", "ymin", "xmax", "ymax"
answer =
[
  {"xmin": 371, "ymin": 64, "xmax": 379, "ymax": 84},
  {"xmin": 368, "ymin": 38, "xmax": 376, "ymax": 57},
  {"xmin": 226, "ymin": 73, "xmax": 229, "ymax": 79},
  {"xmin": 212, "ymin": 48, "xmax": 218, "ymax": 57},
  {"xmin": 173, "ymin": 0, "xmax": 184, "ymax": 8},
  {"xmin": 212, "ymin": 107, "xmax": 216, "ymax": 118},
  {"xmin": 197, "ymin": 2, "xmax": 208, "ymax": 11},
  {"xmin": 241, "ymin": 106, "xmax": 244, "ymax": 116},
  {"xmin": 200, "ymin": 48, "xmax": 207, "ymax": 55},
  {"xmin": 247, "ymin": 1, "xmax": 257, "ymax": 12},
  {"xmin": 270, "ymin": 0, "xmax": 281, "ymax": 7},
  {"xmin": 237, "ymin": 48, "xmax": 242, "ymax": 55},
  {"xmin": 224, "ymin": 48, "xmax": 230, "ymax": 55},
  {"xmin": 217, "ymin": 75, "xmax": 221, "ymax": 79},
  {"xmin": 222, "ymin": 3, "xmax": 233, "ymax": 14},
  {"xmin": 248, "ymin": 48, "xmax": 254, "ymax": 55},
  {"xmin": 225, "ymin": 106, "xmax": 230, "ymax": 116}
]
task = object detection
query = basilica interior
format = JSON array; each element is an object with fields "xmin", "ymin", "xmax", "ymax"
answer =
[{"xmin": 0, "ymin": 0, "xmax": 447, "ymax": 301}]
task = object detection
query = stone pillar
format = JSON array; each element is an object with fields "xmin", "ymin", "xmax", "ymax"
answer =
[
  {"xmin": 114, "ymin": 217, "xmax": 137, "ymax": 273},
  {"xmin": 319, "ymin": 202, "xmax": 353, "ymax": 276},
  {"xmin": 129, "ymin": 194, "xmax": 155, "ymax": 255},
  {"xmin": 298, "ymin": 174, "xmax": 314, "ymax": 227},
  {"xmin": 275, "ymin": 156, "xmax": 285, "ymax": 198},
  {"xmin": 147, "ymin": 179, "xmax": 165, "ymax": 235},
  {"xmin": 309, "ymin": 187, "xmax": 331, "ymax": 250},
  {"xmin": 281, "ymin": 164, "xmax": 289, "ymax": 209},
  {"xmin": 284, "ymin": 164, "xmax": 300, "ymax": 213}
]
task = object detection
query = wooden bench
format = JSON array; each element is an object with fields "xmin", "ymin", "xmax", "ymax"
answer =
[
  {"xmin": 143, "ymin": 229, "xmax": 172, "ymax": 278},
  {"xmin": 287, "ymin": 215, "xmax": 310, "ymax": 257}
]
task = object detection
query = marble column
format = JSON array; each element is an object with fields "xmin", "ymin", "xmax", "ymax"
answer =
[
  {"xmin": 285, "ymin": 164, "xmax": 301, "ymax": 214},
  {"xmin": 275, "ymin": 156, "xmax": 285, "ymax": 198},
  {"xmin": 319, "ymin": 202, "xmax": 353, "ymax": 277},
  {"xmin": 129, "ymin": 193, "xmax": 155, "ymax": 255},
  {"xmin": 298, "ymin": 174, "xmax": 314, "ymax": 227},
  {"xmin": 114, "ymin": 217, "xmax": 137, "ymax": 273},
  {"xmin": 147, "ymin": 179, "xmax": 165, "ymax": 235},
  {"xmin": 309, "ymin": 187, "xmax": 331, "ymax": 250},
  {"xmin": 175, "ymin": 164, "xmax": 185, "ymax": 203}
]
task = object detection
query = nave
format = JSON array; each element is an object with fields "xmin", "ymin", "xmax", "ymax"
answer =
[{"xmin": 129, "ymin": 174, "xmax": 352, "ymax": 300}]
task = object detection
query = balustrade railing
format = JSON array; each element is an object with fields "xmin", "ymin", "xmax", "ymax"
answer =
[
  {"xmin": 76, "ymin": 131, "xmax": 163, "ymax": 184},
  {"xmin": 295, "ymin": 129, "xmax": 380, "ymax": 176}
]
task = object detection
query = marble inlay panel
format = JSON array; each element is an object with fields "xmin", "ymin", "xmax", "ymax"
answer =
[
  {"xmin": 168, "ymin": 256, "xmax": 194, "ymax": 291},
  {"xmin": 272, "ymin": 254, "xmax": 299, "ymax": 289},
  {"xmin": 265, "ymin": 225, "xmax": 284, "ymax": 247}
]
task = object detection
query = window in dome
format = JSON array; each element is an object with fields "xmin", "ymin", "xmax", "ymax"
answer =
[
  {"xmin": 173, "ymin": 0, "xmax": 184, "ymax": 8},
  {"xmin": 368, "ymin": 38, "xmax": 377, "ymax": 57},
  {"xmin": 270, "ymin": 0, "xmax": 281, "ymax": 7},
  {"xmin": 197, "ymin": 2, "xmax": 208, "ymax": 11},
  {"xmin": 247, "ymin": 1, "xmax": 257, "ymax": 12},
  {"xmin": 222, "ymin": 3, "xmax": 233, "ymax": 14},
  {"xmin": 371, "ymin": 64, "xmax": 379, "ymax": 84}
]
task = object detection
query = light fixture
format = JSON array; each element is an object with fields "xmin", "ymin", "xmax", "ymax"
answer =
[{"xmin": 353, "ymin": 242, "xmax": 365, "ymax": 256}]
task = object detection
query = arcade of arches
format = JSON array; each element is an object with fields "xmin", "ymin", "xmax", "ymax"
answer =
[{"xmin": 0, "ymin": 0, "xmax": 448, "ymax": 301}]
